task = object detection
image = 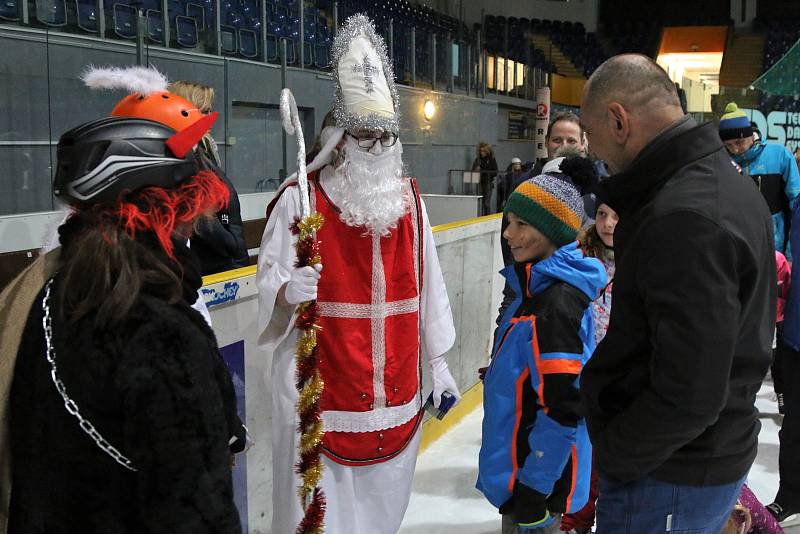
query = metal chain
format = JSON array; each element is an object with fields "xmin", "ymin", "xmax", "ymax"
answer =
[{"xmin": 42, "ymin": 279, "xmax": 138, "ymax": 472}]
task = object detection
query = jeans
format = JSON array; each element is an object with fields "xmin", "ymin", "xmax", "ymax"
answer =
[
  {"xmin": 776, "ymin": 343, "xmax": 800, "ymax": 508},
  {"xmin": 595, "ymin": 474, "xmax": 746, "ymax": 533}
]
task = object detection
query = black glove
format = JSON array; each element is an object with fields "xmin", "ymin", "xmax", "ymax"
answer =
[{"xmin": 510, "ymin": 482, "xmax": 551, "ymax": 528}]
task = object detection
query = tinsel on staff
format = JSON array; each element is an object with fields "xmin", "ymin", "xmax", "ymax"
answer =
[
  {"xmin": 279, "ymin": 87, "xmax": 327, "ymax": 534},
  {"xmin": 291, "ymin": 213, "xmax": 326, "ymax": 534}
]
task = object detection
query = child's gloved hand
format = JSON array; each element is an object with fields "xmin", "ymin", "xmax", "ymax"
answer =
[{"xmin": 512, "ymin": 482, "xmax": 553, "ymax": 530}]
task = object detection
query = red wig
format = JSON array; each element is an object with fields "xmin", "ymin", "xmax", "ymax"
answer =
[{"xmin": 113, "ymin": 170, "xmax": 229, "ymax": 257}]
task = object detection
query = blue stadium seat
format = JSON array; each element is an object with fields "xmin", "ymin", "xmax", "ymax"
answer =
[
  {"xmin": 239, "ymin": 28, "xmax": 257, "ymax": 57},
  {"xmin": 247, "ymin": 15, "xmax": 261, "ymax": 33},
  {"xmin": 220, "ymin": 24, "xmax": 237, "ymax": 53},
  {"xmin": 113, "ymin": 2, "xmax": 138, "ymax": 38},
  {"xmin": 185, "ymin": 2, "xmax": 204, "ymax": 28},
  {"xmin": 165, "ymin": 0, "xmax": 180, "ymax": 21},
  {"xmin": 36, "ymin": 0, "xmax": 68, "ymax": 26},
  {"xmin": 146, "ymin": 8, "xmax": 164, "ymax": 42},
  {"xmin": 75, "ymin": 0, "xmax": 99, "ymax": 31},
  {"xmin": 0, "ymin": 0, "xmax": 20, "ymax": 21},
  {"xmin": 275, "ymin": 3, "xmax": 286, "ymax": 23},
  {"xmin": 265, "ymin": 32, "xmax": 278, "ymax": 61},
  {"xmin": 302, "ymin": 41, "xmax": 312, "ymax": 66},
  {"xmin": 227, "ymin": 9, "xmax": 243, "ymax": 27},
  {"xmin": 175, "ymin": 14, "xmax": 198, "ymax": 47}
]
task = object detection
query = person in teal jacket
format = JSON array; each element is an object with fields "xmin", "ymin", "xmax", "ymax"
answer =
[
  {"xmin": 720, "ymin": 102, "xmax": 800, "ymax": 258},
  {"xmin": 477, "ymin": 158, "xmax": 607, "ymax": 533}
]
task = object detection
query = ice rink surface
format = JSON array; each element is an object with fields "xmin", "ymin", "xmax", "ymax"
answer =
[{"xmin": 400, "ymin": 377, "xmax": 799, "ymax": 534}]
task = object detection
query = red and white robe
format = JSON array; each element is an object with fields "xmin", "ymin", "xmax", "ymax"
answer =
[{"xmin": 257, "ymin": 165, "xmax": 455, "ymax": 534}]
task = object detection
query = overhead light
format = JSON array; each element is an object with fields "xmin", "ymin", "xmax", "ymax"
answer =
[{"xmin": 423, "ymin": 99, "xmax": 436, "ymax": 121}]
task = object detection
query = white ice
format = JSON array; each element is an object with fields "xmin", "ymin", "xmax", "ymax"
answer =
[{"xmin": 400, "ymin": 377, "xmax": 799, "ymax": 534}]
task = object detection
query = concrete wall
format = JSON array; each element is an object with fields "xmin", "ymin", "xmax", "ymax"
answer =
[
  {"xmin": 203, "ymin": 215, "xmax": 504, "ymax": 533},
  {"xmin": 462, "ymin": 0, "xmax": 599, "ymax": 33}
]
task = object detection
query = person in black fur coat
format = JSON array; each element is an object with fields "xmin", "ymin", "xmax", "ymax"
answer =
[{"xmin": 3, "ymin": 76, "xmax": 244, "ymax": 533}]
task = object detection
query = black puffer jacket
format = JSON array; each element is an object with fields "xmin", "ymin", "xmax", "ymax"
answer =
[
  {"xmin": 582, "ymin": 116, "xmax": 776, "ymax": 487},
  {"xmin": 192, "ymin": 157, "xmax": 249, "ymax": 275},
  {"xmin": 8, "ymin": 233, "xmax": 243, "ymax": 533}
]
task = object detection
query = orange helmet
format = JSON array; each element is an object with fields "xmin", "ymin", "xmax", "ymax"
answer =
[{"xmin": 111, "ymin": 91, "xmax": 206, "ymax": 133}]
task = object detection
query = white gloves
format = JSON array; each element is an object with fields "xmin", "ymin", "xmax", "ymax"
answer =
[
  {"xmin": 430, "ymin": 355, "xmax": 461, "ymax": 408},
  {"xmin": 283, "ymin": 264, "xmax": 323, "ymax": 305}
]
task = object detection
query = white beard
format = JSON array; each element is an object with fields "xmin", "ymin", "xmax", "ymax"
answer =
[{"xmin": 328, "ymin": 136, "xmax": 409, "ymax": 236}]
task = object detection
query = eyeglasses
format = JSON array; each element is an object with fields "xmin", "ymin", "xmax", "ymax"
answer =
[{"xmin": 349, "ymin": 131, "xmax": 398, "ymax": 149}]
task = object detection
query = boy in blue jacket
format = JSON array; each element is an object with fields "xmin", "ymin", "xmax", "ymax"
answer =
[{"xmin": 477, "ymin": 158, "xmax": 607, "ymax": 533}]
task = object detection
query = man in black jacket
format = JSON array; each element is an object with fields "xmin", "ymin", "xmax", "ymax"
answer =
[{"xmin": 579, "ymin": 54, "xmax": 776, "ymax": 533}]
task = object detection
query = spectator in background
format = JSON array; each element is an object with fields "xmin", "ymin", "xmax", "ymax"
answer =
[
  {"xmin": 581, "ymin": 55, "xmax": 775, "ymax": 533},
  {"xmin": 472, "ymin": 141, "xmax": 498, "ymax": 215},
  {"xmin": 498, "ymin": 157, "xmax": 524, "ymax": 211},
  {"xmin": 720, "ymin": 102, "xmax": 800, "ymax": 259},
  {"xmin": 525, "ymin": 112, "xmax": 586, "ymax": 177},
  {"xmin": 169, "ymin": 80, "xmax": 248, "ymax": 275}
]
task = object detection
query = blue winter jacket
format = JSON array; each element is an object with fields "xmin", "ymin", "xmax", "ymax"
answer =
[
  {"xmin": 477, "ymin": 242, "xmax": 607, "ymax": 515},
  {"xmin": 733, "ymin": 140, "xmax": 800, "ymax": 256}
]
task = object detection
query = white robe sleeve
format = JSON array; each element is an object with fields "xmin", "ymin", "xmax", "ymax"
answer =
[
  {"xmin": 419, "ymin": 198, "xmax": 456, "ymax": 359},
  {"xmin": 256, "ymin": 189, "xmax": 302, "ymax": 352}
]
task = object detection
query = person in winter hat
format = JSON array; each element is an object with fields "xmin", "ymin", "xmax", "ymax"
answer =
[
  {"xmin": 477, "ymin": 156, "xmax": 607, "ymax": 533},
  {"xmin": 0, "ymin": 66, "xmax": 243, "ymax": 533},
  {"xmin": 720, "ymin": 102, "xmax": 800, "ymax": 258}
]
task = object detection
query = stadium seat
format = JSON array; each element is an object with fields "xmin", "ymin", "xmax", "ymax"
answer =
[
  {"xmin": 36, "ymin": 0, "xmax": 68, "ymax": 26},
  {"xmin": 175, "ymin": 14, "xmax": 198, "ymax": 47},
  {"xmin": 146, "ymin": 8, "xmax": 164, "ymax": 43},
  {"xmin": 0, "ymin": 0, "xmax": 20, "ymax": 21},
  {"xmin": 238, "ymin": 27, "xmax": 257, "ymax": 57},
  {"xmin": 220, "ymin": 24, "xmax": 237, "ymax": 53},
  {"xmin": 185, "ymin": 2, "xmax": 204, "ymax": 28},
  {"xmin": 75, "ymin": 0, "xmax": 99, "ymax": 31},
  {"xmin": 113, "ymin": 2, "xmax": 138, "ymax": 38},
  {"xmin": 265, "ymin": 32, "xmax": 278, "ymax": 61}
]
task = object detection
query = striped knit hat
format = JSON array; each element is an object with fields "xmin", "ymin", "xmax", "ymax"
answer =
[
  {"xmin": 504, "ymin": 172, "xmax": 583, "ymax": 247},
  {"xmin": 719, "ymin": 102, "xmax": 753, "ymax": 141}
]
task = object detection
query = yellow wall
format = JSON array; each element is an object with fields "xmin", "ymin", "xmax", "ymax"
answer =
[{"xmin": 551, "ymin": 74, "xmax": 586, "ymax": 107}]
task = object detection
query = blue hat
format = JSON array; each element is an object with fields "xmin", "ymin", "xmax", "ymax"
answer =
[{"xmin": 719, "ymin": 102, "xmax": 753, "ymax": 141}]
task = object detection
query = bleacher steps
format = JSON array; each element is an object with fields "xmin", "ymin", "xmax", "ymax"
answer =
[
  {"xmin": 530, "ymin": 33, "xmax": 584, "ymax": 78},
  {"xmin": 719, "ymin": 34, "xmax": 765, "ymax": 88}
]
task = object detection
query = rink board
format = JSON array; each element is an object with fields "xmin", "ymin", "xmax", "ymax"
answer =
[{"xmin": 201, "ymin": 214, "xmax": 504, "ymax": 534}]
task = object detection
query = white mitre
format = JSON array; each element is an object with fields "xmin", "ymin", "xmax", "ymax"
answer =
[{"xmin": 331, "ymin": 13, "xmax": 400, "ymax": 134}]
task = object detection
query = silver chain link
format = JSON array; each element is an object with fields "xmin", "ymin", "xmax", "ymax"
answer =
[{"xmin": 42, "ymin": 279, "xmax": 138, "ymax": 472}]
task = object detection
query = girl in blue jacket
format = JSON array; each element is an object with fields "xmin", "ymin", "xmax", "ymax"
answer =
[{"xmin": 477, "ymin": 157, "xmax": 607, "ymax": 533}]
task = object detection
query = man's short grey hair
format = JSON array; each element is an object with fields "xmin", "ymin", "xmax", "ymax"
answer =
[{"xmin": 585, "ymin": 54, "xmax": 681, "ymax": 111}]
